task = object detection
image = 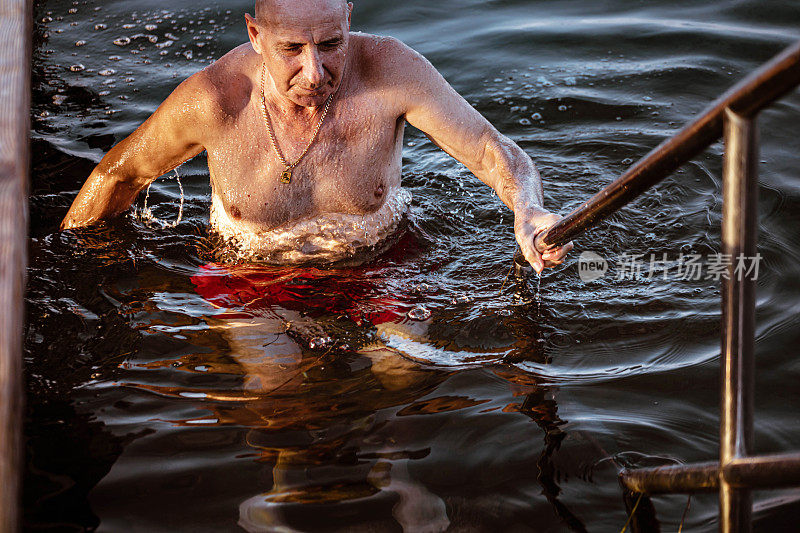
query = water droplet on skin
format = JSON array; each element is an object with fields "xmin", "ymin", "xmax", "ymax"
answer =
[{"xmin": 407, "ymin": 305, "xmax": 431, "ymax": 321}]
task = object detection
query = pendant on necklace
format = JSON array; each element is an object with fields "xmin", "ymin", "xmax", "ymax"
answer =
[{"xmin": 280, "ymin": 169, "xmax": 292, "ymax": 184}]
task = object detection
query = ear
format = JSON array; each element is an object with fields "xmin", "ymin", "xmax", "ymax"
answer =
[
  {"xmin": 347, "ymin": 2, "xmax": 353, "ymax": 29},
  {"xmin": 244, "ymin": 13, "xmax": 262, "ymax": 54}
]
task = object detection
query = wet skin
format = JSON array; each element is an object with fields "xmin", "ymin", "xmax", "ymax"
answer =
[{"xmin": 60, "ymin": 0, "xmax": 572, "ymax": 271}]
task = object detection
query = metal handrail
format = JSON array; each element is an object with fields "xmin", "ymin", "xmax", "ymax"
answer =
[
  {"xmin": 534, "ymin": 40, "xmax": 800, "ymax": 252},
  {"xmin": 530, "ymin": 38, "xmax": 800, "ymax": 532}
]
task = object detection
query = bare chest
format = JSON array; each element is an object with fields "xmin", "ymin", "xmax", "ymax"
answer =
[{"xmin": 205, "ymin": 95, "xmax": 405, "ymax": 231}]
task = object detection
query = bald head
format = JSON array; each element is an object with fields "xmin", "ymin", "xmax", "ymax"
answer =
[
  {"xmin": 245, "ymin": 0, "xmax": 353, "ymax": 109},
  {"xmin": 255, "ymin": 0, "xmax": 349, "ymax": 26}
]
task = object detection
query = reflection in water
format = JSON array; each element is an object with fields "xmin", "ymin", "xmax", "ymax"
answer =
[{"xmin": 116, "ymin": 260, "xmax": 584, "ymax": 531}]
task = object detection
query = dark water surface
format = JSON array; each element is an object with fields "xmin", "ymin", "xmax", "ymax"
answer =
[{"xmin": 26, "ymin": 0, "xmax": 800, "ymax": 531}]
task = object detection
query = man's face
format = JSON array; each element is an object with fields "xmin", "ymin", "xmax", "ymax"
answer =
[{"xmin": 247, "ymin": 1, "xmax": 352, "ymax": 108}]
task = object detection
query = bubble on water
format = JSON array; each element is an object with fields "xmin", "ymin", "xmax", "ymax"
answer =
[
  {"xmin": 119, "ymin": 95, "xmax": 129, "ymax": 100},
  {"xmin": 52, "ymin": 94, "xmax": 67, "ymax": 105},
  {"xmin": 558, "ymin": 105, "xmax": 567, "ymax": 112},
  {"xmin": 41, "ymin": 16, "xmax": 53, "ymax": 23},
  {"xmin": 122, "ymin": 23, "xmax": 136, "ymax": 29},
  {"xmin": 450, "ymin": 294, "xmax": 473, "ymax": 305},
  {"xmin": 156, "ymin": 40, "xmax": 173, "ymax": 49},
  {"xmin": 182, "ymin": 50, "xmax": 193, "ymax": 60},
  {"xmin": 94, "ymin": 23, "xmax": 107, "ymax": 30},
  {"xmin": 497, "ymin": 309, "xmax": 512, "ymax": 317},
  {"xmin": 519, "ymin": 118, "xmax": 531, "ymax": 125},
  {"xmin": 98, "ymin": 90, "xmax": 110, "ymax": 96},
  {"xmin": 145, "ymin": 23, "xmax": 158, "ymax": 31},
  {"xmin": 621, "ymin": 158, "xmax": 633, "ymax": 165},
  {"xmin": 407, "ymin": 305, "xmax": 431, "ymax": 321},
  {"xmin": 68, "ymin": 8, "xmax": 77, "ymax": 14},
  {"xmin": 308, "ymin": 336, "xmax": 332, "ymax": 349},
  {"xmin": 125, "ymin": 76, "xmax": 135, "ymax": 82},
  {"xmin": 531, "ymin": 112, "xmax": 542, "ymax": 120},
  {"xmin": 75, "ymin": 40, "xmax": 86, "ymax": 47},
  {"xmin": 410, "ymin": 282, "xmax": 436, "ymax": 295},
  {"xmin": 69, "ymin": 63, "xmax": 85, "ymax": 72},
  {"xmin": 114, "ymin": 36, "xmax": 131, "ymax": 46},
  {"xmin": 147, "ymin": 34, "xmax": 158, "ymax": 43},
  {"xmin": 108, "ymin": 55, "xmax": 121, "ymax": 61},
  {"xmin": 98, "ymin": 68, "xmax": 116, "ymax": 76}
]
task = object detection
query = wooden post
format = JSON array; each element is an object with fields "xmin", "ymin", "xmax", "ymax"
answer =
[{"xmin": 0, "ymin": 0, "xmax": 30, "ymax": 531}]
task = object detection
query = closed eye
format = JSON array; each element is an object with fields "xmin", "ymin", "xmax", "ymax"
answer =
[{"xmin": 319, "ymin": 39, "xmax": 342, "ymax": 49}]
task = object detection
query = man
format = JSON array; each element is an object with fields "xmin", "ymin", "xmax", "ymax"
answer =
[{"xmin": 61, "ymin": 0, "xmax": 572, "ymax": 272}]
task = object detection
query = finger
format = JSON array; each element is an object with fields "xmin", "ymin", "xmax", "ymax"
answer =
[
  {"xmin": 521, "ymin": 245, "xmax": 543, "ymax": 274},
  {"xmin": 542, "ymin": 241, "xmax": 574, "ymax": 262},
  {"xmin": 516, "ymin": 233, "xmax": 544, "ymax": 273}
]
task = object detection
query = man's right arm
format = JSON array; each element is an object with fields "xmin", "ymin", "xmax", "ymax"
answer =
[{"xmin": 60, "ymin": 71, "xmax": 213, "ymax": 230}]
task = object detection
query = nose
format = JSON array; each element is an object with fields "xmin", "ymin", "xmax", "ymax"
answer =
[{"xmin": 301, "ymin": 46, "xmax": 325, "ymax": 89}]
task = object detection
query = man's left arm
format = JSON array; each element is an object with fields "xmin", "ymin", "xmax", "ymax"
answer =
[{"xmin": 385, "ymin": 39, "xmax": 572, "ymax": 272}]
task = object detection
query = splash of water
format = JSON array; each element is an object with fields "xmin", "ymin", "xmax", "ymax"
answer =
[
  {"xmin": 209, "ymin": 187, "xmax": 412, "ymax": 264},
  {"xmin": 136, "ymin": 168, "xmax": 184, "ymax": 228},
  {"xmin": 536, "ymin": 272, "xmax": 542, "ymax": 317}
]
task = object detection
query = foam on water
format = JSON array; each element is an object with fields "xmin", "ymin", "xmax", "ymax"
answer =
[{"xmin": 209, "ymin": 186, "xmax": 412, "ymax": 264}]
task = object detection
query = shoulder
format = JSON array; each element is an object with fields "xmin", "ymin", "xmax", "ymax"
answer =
[
  {"xmin": 348, "ymin": 33, "xmax": 436, "ymax": 86},
  {"xmin": 168, "ymin": 43, "xmax": 257, "ymax": 123}
]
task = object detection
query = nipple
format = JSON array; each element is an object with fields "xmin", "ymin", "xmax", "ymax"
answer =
[{"xmin": 230, "ymin": 205, "xmax": 242, "ymax": 220}]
